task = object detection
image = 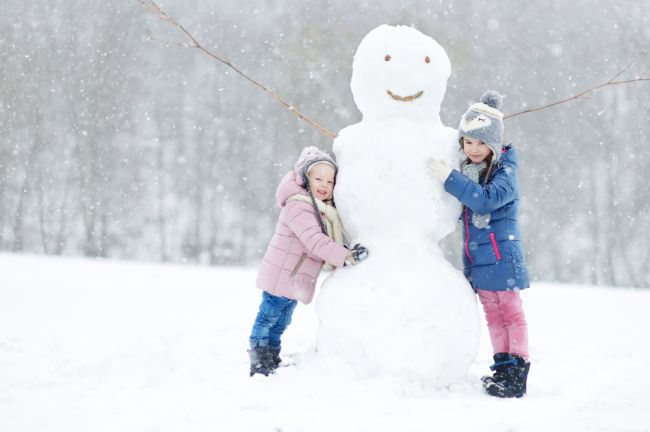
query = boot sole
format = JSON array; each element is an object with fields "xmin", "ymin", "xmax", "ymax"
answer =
[{"xmin": 485, "ymin": 382, "xmax": 526, "ymax": 398}]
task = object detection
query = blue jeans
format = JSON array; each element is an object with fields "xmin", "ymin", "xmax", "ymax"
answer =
[{"xmin": 249, "ymin": 291, "xmax": 298, "ymax": 350}]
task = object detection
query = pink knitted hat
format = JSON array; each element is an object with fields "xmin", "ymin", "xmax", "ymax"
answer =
[{"xmin": 293, "ymin": 146, "xmax": 337, "ymax": 186}]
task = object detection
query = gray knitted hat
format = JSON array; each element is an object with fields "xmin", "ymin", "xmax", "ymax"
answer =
[
  {"xmin": 293, "ymin": 146, "xmax": 337, "ymax": 187},
  {"xmin": 458, "ymin": 90, "xmax": 505, "ymax": 161}
]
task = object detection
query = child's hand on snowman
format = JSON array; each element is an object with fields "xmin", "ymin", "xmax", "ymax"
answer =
[
  {"xmin": 345, "ymin": 243, "xmax": 369, "ymax": 266},
  {"xmin": 426, "ymin": 158, "xmax": 452, "ymax": 182}
]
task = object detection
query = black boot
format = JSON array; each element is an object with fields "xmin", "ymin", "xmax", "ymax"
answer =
[
  {"xmin": 268, "ymin": 347, "xmax": 282, "ymax": 370},
  {"xmin": 485, "ymin": 355, "xmax": 530, "ymax": 398},
  {"xmin": 248, "ymin": 347, "xmax": 275, "ymax": 377},
  {"xmin": 481, "ymin": 353, "xmax": 515, "ymax": 386}
]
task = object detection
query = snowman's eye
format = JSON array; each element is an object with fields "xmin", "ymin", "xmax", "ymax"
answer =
[
  {"xmin": 385, "ymin": 54, "xmax": 391, "ymax": 61},
  {"xmin": 425, "ymin": 56, "xmax": 431, "ymax": 63}
]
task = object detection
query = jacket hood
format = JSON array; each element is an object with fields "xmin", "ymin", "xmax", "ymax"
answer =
[
  {"xmin": 499, "ymin": 144, "xmax": 518, "ymax": 168},
  {"xmin": 275, "ymin": 171, "xmax": 309, "ymax": 208}
]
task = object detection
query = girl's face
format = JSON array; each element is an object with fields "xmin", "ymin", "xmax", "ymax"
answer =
[
  {"xmin": 462, "ymin": 137, "xmax": 492, "ymax": 163},
  {"xmin": 308, "ymin": 163, "xmax": 336, "ymax": 201}
]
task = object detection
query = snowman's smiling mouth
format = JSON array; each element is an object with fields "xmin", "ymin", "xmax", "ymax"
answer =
[{"xmin": 387, "ymin": 89, "xmax": 423, "ymax": 102}]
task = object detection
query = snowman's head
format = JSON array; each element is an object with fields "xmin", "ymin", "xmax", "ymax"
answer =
[{"xmin": 350, "ymin": 25, "xmax": 451, "ymax": 121}]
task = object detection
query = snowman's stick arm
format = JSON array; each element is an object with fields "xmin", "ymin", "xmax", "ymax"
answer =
[
  {"xmin": 504, "ymin": 53, "xmax": 649, "ymax": 120},
  {"xmin": 138, "ymin": 0, "xmax": 338, "ymax": 139}
]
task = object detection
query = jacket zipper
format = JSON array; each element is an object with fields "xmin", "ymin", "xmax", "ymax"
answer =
[
  {"xmin": 464, "ymin": 207, "xmax": 472, "ymax": 262},
  {"xmin": 290, "ymin": 254, "xmax": 307, "ymax": 278},
  {"xmin": 489, "ymin": 232, "xmax": 502, "ymax": 261}
]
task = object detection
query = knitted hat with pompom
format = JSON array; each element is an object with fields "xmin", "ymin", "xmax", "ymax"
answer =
[
  {"xmin": 293, "ymin": 146, "xmax": 338, "ymax": 187},
  {"xmin": 458, "ymin": 90, "xmax": 505, "ymax": 160}
]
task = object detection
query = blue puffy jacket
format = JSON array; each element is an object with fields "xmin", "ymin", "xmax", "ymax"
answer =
[{"xmin": 443, "ymin": 145, "xmax": 530, "ymax": 291}]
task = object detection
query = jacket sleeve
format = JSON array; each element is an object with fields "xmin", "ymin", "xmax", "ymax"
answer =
[
  {"xmin": 443, "ymin": 166, "xmax": 517, "ymax": 214},
  {"xmin": 283, "ymin": 201, "xmax": 349, "ymax": 267}
]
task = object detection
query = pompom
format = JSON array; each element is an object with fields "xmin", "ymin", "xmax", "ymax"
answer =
[
  {"xmin": 480, "ymin": 90, "xmax": 504, "ymax": 110},
  {"xmin": 294, "ymin": 146, "xmax": 331, "ymax": 172}
]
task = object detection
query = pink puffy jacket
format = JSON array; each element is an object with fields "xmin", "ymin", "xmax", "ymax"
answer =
[{"xmin": 256, "ymin": 171, "xmax": 349, "ymax": 304}]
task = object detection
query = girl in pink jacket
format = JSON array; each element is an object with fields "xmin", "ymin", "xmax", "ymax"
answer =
[{"xmin": 248, "ymin": 146, "xmax": 369, "ymax": 377}]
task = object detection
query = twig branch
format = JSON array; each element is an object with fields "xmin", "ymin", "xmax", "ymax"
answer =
[
  {"xmin": 138, "ymin": 0, "xmax": 338, "ymax": 139},
  {"xmin": 609, "ymin": 54, "xmax": 639, "ymax": 82},
  {"xmin": 505, "ymin": 53, "xmax": 649, "ymax": 120},
  {"xmin": 144, "ymin": 29, "xmax": 190, "ymax": 48}
]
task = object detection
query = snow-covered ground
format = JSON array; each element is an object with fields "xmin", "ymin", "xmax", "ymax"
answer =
[{"xmin": 1, "ymin": 253, "xmax": 649, "ymax": 432}]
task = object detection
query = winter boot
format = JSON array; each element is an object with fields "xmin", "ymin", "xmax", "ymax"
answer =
[
  {"xmin": 485, "ymin": 355, "xmax": 530, "ymax": 398},
  {"xmin": 248, "ymin": 347, "xmax": 275, "ymax": 377},
  {"xmin": 481, "ymin": 353, "xmax": 515, "ymax": 387},
  {"xmin": 268, "ymin": 347, "xmax": 282, "ymax": 370}
]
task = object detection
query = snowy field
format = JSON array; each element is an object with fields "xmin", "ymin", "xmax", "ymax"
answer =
[{"xmin": 1, "ymin": 253, "xmax": 649, "ymax": 432}]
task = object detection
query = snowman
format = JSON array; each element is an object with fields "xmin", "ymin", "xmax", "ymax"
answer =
[{"xmin": 316, "ymin": 25, "xmax": 480, "ymax": 389}]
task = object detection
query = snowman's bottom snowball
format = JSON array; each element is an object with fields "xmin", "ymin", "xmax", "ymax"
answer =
[{"xmin": 315, "ymin": 253, "xmax": 480, "ymax": 389}]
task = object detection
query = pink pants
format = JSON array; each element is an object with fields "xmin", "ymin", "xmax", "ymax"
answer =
[{"xmin": 477, "ymin": 289, "xmax": 529, "ymax": 360}]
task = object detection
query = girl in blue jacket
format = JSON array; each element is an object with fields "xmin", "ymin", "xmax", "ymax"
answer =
[{"xmin": 427, "ymin": 90, "xmax": 531, "ymax": 398}]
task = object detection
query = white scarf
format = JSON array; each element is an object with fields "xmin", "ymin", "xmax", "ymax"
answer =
[{"xmin": 286, "ymin": 194, "xmax": 345, "ymax": 245}]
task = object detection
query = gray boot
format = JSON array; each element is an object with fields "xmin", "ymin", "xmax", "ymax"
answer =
[
  {"xmin": 248, "ymin": 347, "xmax": 275, "ymax": 377},
  {"xmin": 268, "ymin": 347, "xmax": 282, "ymax": 370}
]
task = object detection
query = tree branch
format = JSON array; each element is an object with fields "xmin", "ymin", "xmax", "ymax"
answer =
[
  {"xmin": 505, "ymin": 53, "xmax": 649, "ymax": 120},
  {"xmin": 138, "ymin": 0, "xmax": 338, "ymax": 139}
]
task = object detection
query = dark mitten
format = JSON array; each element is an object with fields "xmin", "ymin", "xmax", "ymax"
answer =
[{"xmin": 345, "ymin": 243, "xmax": 369, "ymax": 266}]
